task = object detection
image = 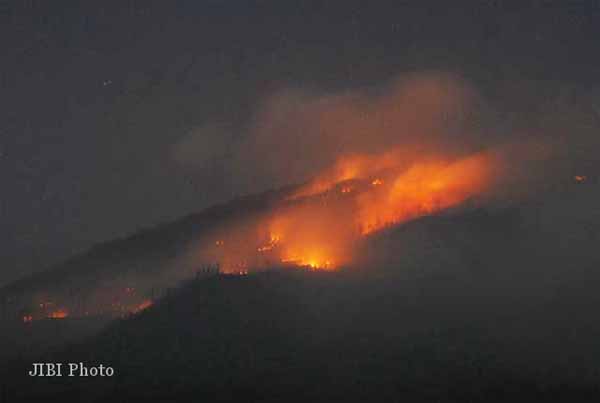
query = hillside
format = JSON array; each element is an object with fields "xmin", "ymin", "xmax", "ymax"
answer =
[{"xmin": 3, "ymin": 184, "xmax": 600, "ymax": 402}]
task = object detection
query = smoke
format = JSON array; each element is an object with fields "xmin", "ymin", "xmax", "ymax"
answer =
[
  {"xmin": 12, "ymin": 73, "xmax": 600, "ymax": 319},
  {"xmin": 172, "ymin": 71, "xmax": 600, "ymax": 203},
  {"xmin": 172, "ymin": 72, "xmax": 504, "ymax": 195},
  {"xmin": 168, "ymin": 71, "xmax": 600, "ymax": 274}
]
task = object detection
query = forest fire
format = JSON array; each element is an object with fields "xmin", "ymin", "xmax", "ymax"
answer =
[
  {"xmin": 16, "ymin": 288, "xmax": 159, "ymax": 323},
  {"xmin": 130, "ymin": 300, "xmax": 153, "ymax": 314},
  {"xmin": 20, "ymin": 301, "xmax": 70, "ymax": 321},
  {"xmin": 257, "ymin": 235, "xmax": 281, "ymax": 252},
  {"xmin": 8, "ymin": 141, "xmax": 506, "ymax": 327},
  {"xmin": 281, "ymin": 256, "xmax": 334, "ymax": 270},
  {"xmin": 213, "ymin": 148, "xmax": 497, "ymax": 273},
  {"xmin": 48, "ymin": 309, "xmax": 69, "ymax": 319},
  {"xmin": 356, "ymin": 153, "xmax": 493, "ymax": 234},
  {"xmin": 10, "ymin": 148, "xmax": 499, "ymax": 318}
]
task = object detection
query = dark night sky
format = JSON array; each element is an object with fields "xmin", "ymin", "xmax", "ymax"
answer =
[{"xmin": 2, "ymin": 1, "xmax": 600, "ymax": 285}]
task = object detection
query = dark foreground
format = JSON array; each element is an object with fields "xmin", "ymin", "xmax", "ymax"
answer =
[
  {"xmin": 4, "ymin": 270, "xmax": 600, "ymax": 402},
  {"xmin": 3, "ymin": 201, "xmax": 600, "ymax": 402}
]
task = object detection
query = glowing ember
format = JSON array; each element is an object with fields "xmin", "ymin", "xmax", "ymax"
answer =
[
  {"xmin": 257, "ymin": 235, "xmax": 281, "ymax": 252},
  {"xmin": 48, "ymin": 309, "xmax": 68, "ymax": 319},
  {"xmin": 574, "ymin": 175, "xmax": 586, "ymax": 183},
  {"xmin": 282, "ymin": 256, "xmax": 333, "ymax": 270},
  {"xmin": 371, "ymin": 178, "xmax": 383, "ymax": 186},
  {"xmin": 131, "ymin": 300, "xmax": 153, "ymax": 314}
]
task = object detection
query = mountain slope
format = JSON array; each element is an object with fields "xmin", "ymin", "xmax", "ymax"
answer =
[{"xmin": 3, "ymin": 186, "xmax": 600, "ymax": 402}]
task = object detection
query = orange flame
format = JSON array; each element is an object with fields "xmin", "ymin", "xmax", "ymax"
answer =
[
  {"xmin": 357, "ymin": 153, "xmax": 493, "ymax": 234},
  {"xmin": 48, "ymin": 309, "xmax": 68, "ymax": 319},
  {"xmin": 206, "ymin": 148, "xmax": 497, "ymax": 273},
  {"xmin": 257, "ymin": 234, "xmax": 281, "ymax": 252},
  {"xmin": 131, "ymin": 299, "xmax": 153, "ymax": 314}
]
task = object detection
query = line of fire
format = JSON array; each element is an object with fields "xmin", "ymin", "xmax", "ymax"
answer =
[{"xmin": 5, "ymin": 147, "xmax": 581, "ymax": 325}]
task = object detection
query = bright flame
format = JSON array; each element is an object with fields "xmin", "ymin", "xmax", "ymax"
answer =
[
  {"xmin": 203, "ymin": 148, "xmax": 497, "ymax": 273},
  {"xmin": 257, "ymin": 234, "xmax": 281, "ymax": 252},
  {"xmin": 14, "ymin": 147, "xmax": 500, "ymax": 321},
  {"xmin": 357, "ymin": 153, "xmax": 493, "ymax": 234},
  {"xmin": 290, "ymin": 151, "xmax": 401, "ymax": 199},
  {"xmin": 574, "ymin": 175, "xmax": 586, "ymax": 183},
  {"xmin": 282, "ymin": 256, "xmax": 334, "ymax": 270}
]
